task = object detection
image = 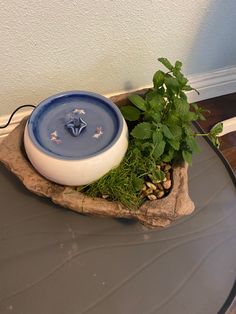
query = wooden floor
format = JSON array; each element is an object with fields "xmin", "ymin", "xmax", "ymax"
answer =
[{"xmin": 197, "ymin": 93, "xmax": 236, "ymax": 174}]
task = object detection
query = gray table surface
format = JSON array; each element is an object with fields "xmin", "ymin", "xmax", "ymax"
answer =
[{"xmin": 0, "ymin": 136, "xmax": 235, "ymax": 314}]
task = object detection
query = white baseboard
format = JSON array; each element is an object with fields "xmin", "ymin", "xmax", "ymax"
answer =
[
  {"xmin": 1, "ymin": 65, "xmax": 236, "ymax": 140},
  {"xmin": 187, "ymin": 66, "xmax": 236, "ymax": 103}
]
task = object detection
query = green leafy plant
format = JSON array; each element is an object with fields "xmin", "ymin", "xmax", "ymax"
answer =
[
  {"xmin": 121, "ymin": 57, "xmax": 223, "ymax": 166},
  {"xmin": 82, "ymin": 57, "xmax": 223, "ymax": 209}
]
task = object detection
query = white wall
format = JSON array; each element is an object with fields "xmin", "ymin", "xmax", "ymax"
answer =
[{"xmin": 1, "ymin": 0, "xmax": 236, "ymax": 115}]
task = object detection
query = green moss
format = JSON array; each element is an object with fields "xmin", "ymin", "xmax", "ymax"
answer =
[{"xmin": 79, "ymin": 142, "xmax": 158, "ymax": 209}]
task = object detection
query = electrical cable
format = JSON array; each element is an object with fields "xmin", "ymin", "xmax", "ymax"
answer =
[{"xmin": 0, "ymin": 105, "xmax": 36, "ymax": 129}]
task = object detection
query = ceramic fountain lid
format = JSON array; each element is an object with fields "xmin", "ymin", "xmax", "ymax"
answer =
[{"xmin": 27, "ymin": 91, "xmax": 124, "ymax": 160}]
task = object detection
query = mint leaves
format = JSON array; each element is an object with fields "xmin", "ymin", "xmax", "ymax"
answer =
[
  {"xmin": 128, "ymin": 95, "xmax": 147, "ymax": 111},
  {"xmin": 120, "ymin": 57, "xmax": 223, "ymax": 165},
  {"xmin": 208, "ymin": 123, "xmax": 223, "ymax": 148},
  {"xmin": 120, "ymin": 105, "xmax": 140, "ymax": 121},
  {"xmin": 131, "ymin": 122, "xmax": 152, "ymax": 139},
  {"xmin": 158, "ymin": 57, "xmax": 174, "ymax": 71},
  {"xmin": 153, "ymin": 70, "xmax": 165, "ymax": 88}
]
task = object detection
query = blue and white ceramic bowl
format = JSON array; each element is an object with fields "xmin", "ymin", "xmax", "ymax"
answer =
[{"xmin": 24, "ymin": 91, "xmax": 128, "ymax": 186}]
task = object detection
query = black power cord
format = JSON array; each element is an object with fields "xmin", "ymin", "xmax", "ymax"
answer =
[{"xmin": 0, "ymin": 105, "xmax": 36, "ymax": 129}]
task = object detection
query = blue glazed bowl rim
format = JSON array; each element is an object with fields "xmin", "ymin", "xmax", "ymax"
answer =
[{"xmin": 27, "ymin": 90, "xmax": 124, "ymax": 160}]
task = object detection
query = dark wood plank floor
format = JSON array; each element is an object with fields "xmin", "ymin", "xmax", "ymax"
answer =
[{"xmin": 197, "ymin": 93, "xmax": 236, "ymax": 173}]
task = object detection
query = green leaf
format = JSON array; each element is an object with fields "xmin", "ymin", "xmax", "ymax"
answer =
[
  {"xmin": 209, "ymin": 136, "xmax": 220, "ymax": 148},
  {"xmin": 131, "ymin": 122, "xmax": 152, "ymax": 139},
  {"xmin": 153, "ymin": 140, "xmax": 166, "ymax": 159},
  {"xmin": 178, "ymin": 75, "xmax": 188, "ymax": 87},
  {"xmin": 215, "ymin": 137, "xmax": 220, "ymax": 148},
  {"xmin": 143, "ymin": 111, "xmax": 152, "ymax": 122},
  {"xmin": 147, "ymin": 92, "xmax": 165, "ymax": 110},
  {"xmin": 157, "ymin": 86, "xmax": 165, "ymax": 96},
  {"xmin": 182, "ymin": 150, "xmax": 192, "ymax": 165},
  {"xmin": 145, "ymin": 89, "xmax": 156, "ymax": 101},
  {"xmin": 152, "ymin": 131, "xmax": 163, "ymax": 144},
  {"xmin": 166, "ymin": 112, "xmax": 180, "ymax": 126},
  {"xmin": 191, "ymin": 103, "xmax": 198, "ymax": 111},
  {"xmin": 191, "ymin": 103, "xmax": 207, "ymax": 120},
  {"xmin": 168, "ymin": 124, "xmax": 182, "ymax": 139},
  {"xmin": 162, "ymin": 147, "xmax": 175, "ymax": 162},
  {"xmin": 174, "ymin": 98, "xmax": 189, "ymax": 114},
  {"xmin": 131, "ymin": 174, "xmax": 144, "ymax": 192},
  {"xmin": 152, "ymin": 169, "xmax": 165, "ymax": 181},
  {"xmin": 132, "ymin": 147, "xmax": 142, "ymax": 158},
  {"xmin": 198, "ymin": 113, "xmax": 206, "ymax": 121},
  {"xmin": 182, "ymin": 85, "xmax": 193, "ymax": 91},
  {"xmin": 208, "ymin": 123, "xmax": 222, "ymax": 149},
  {"xmin": 210, "ymin": 122, "xmax": 223, "ymax": 136},
  {"xmin": 165, "ymin": 76, "xmax": 179, "ymax": 92},
  {"xmin": 182, "ymin": 85, "xmax": 200, "ymax": 95},
  {"xmin": 186, "ymin": 137, "xmax": 200, "ymax": 153},
  {"xmin": 152, "ymin": 112, "xmax": 161, "ymax": 122},
  {"xmin": 162, "ymin": 125, "xmax": 174, "ymax": 139},
  {"xmin": 128, "ymin": 95, "xmax": 147, "ymax": 111},
  {"xmin": 181, "ymin": 111, "xmax": 198, "ymax": 122},
  {"xmin": 153, "ymin": 70, "xmax": 165, "ymax": 88},
  {"xmin": 172, "ymin": 69, "xmax": 188, "ymax": 86},
  {"xmin": 179, "ymin": 91, "xmax": 187, "ymax": 101},
  {"xmin": 153, "ymin": 122, "xmax": 162, "ymax": 131},
  {"xmin": 144, "ymin": 110, "xmax": 161, "ymax": 123},
  {"xmin": 158, "ymin": 57, "xmax": 174, "ymax": 71},
  {"xmin": 141, "ymin": 142, "xmax": 154, "ymax": 152},
  {"xmin": 120, "ymin": 105, "xmax": 141, "ymax": 121},
  {"xmin": 183, "ymin": 125, "xmax": 194, "ymax": 137},
  {"xmin": 175, "ymin": 60, "xmax": 182, "ymax": 70},
  {"xmin": 189, "ymin": 112, "xmax": 198, "ymax": 121},
  {"xmin": 167, "ymin": 138, "xmax": 180, "ymax": 150}
]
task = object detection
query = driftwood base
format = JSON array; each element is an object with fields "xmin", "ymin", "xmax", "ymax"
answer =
[{"xmin": 0, "ymin": 118, "xmax": 194, "ymax": 228}]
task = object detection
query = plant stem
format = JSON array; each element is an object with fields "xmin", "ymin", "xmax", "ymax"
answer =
[{"xmin": 194, "ymin": 132, "xmax": 210, "ymax": 137}]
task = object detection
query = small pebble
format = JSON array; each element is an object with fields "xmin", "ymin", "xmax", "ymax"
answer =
[
  {"xmin": 144, "ymin": 188, "xmax": 153, "ymax": 196},
  {"xmin": 146, "ymin": 182, "xmax": 157, "ymax": 190},
  {"xmin": 150, "ymin": 176, "xmax": 161, "ymax": 184},
  {"xmin": 163, "ymin": 180, "xmax": 171, "ymax": 189},
  {"xmin": 164, "ymin": 164, "xmax": 172, "ymax": 171},
  {"xmin": 142, "ymin": 163, "xmax": 172, "ymax": 200},
  {"xmin": 142, "ymin": 185, "xmax": 147, "ymax": 191},
  {"xmin": 153, "ymin": 180, "xmax": 161, "ymax": 184},
  {"xmin": 155, "ymin": 190, "xmax": 165, "ymax": 198},
  {"xmin": 166, "ymin": 172, "xmax": 171, "ymax": 180},
  {"xmin": 147, "ymin": 194, "xmax": 157, "ymax": 200},
  {"xmin": 102, "ymin": 195, "xmax": 109, "ymax": 199},
  {"xmin": 157, "ymin": 183, "xmax": 164, "ymax": 191}
]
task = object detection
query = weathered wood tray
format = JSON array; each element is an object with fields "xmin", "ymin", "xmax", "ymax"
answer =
[{"xmin": 0, "ymin": 114, "xmax": 194, "ymax": 228}]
